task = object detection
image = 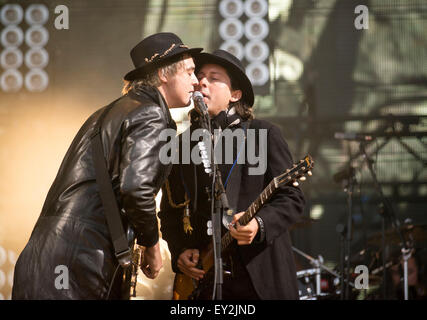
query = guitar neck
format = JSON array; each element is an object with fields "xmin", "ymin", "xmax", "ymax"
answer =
[
  {"xmin": 200, "ymin": 155, "xmax": 313, "ymax": 274},
  {"xmin": 221, "ymin": 179, "xmax": 277, "ymax": 251}
]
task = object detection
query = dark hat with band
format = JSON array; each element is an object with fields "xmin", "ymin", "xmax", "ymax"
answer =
[
  {"xmin": 124, "ymin": 32, "xmax": 203, "ymax": 81},
  {"xmin": 194, "ymin": 49, "xmax": 254, "ymax": 107}
]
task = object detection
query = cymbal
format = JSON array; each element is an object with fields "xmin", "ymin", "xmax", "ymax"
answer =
[
  {"xmin": 290, "ymin": 217, "xmax": 316, "ymax": 230},
  {"xmin": 367, "ymin": 224, "xmax": 427, "ymax": 246}
]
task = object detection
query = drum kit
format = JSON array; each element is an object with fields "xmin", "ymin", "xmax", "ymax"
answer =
[{"xmin": 291, "ymin": 216, "xmax": 427, "ymax": 300}]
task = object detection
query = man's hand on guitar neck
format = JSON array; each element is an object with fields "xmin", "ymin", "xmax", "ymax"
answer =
[
  {"xmin": 177, "ymin": 249, "xmax": 206, "ymax": 280},
  {"xmin": 229, "ymin": 211, "xmax": 260, "ymax": 245}
]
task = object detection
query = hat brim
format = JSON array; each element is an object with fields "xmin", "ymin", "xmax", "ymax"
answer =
[
  {"xmin": 124, "ymin": 47, "xmax": 203, "ymax": 81},
  {"xmin": 194, "ymin": 53, "xmax": 254, "ymax": 107}
]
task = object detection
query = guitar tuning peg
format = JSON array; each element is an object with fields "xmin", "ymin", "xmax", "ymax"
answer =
[
  {"xmin": 293, "ymin": 181, "xmax": 299, "ymax": 187},
  {"xmin": 307, "ymin": 171, "xmax": 312, "ymax": 176},
  {"xmin": 299, "ymin": 176, "xmax": 306, "ymax": 181}
]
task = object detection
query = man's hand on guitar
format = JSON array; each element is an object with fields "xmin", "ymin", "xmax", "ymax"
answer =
[
  {"xmin": 141, "ymin": 241, "xmax": 163, "ymax": 279},
  {"xmin": 177, "ymin": 249, "xmax": 205, "ymax": 281},
  {"xmin": 229, "ymin": 211, "xmax": 259, "ymax": 245}
]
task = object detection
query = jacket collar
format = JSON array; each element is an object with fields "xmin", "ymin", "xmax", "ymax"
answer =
[
  {"xmin": 129, "ymin": 85, "xmax": 177, "ymax": 130},
  {"xmin": 189, "ymin": 105, "xmax": 243, "ymax": 132},
  {"xmin": 211, "ymin": 105, "xmax": 241, "ymax": 131}
]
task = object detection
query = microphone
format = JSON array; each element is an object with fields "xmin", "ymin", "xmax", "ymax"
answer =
[
  {"xmin": 334, "ymin": 132, "xmax": 373, "ymax": 141},
  {"xmin": 192, "ymin": 91, "xmax": 208, "ymax": 117}
]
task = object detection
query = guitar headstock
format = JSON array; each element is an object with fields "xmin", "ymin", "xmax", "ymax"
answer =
[{"xmin": 275, "ymin": 154, "xmax": 314, "ymax": 187}]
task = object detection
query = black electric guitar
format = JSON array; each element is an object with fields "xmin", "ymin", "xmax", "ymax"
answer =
[{"xmin": 172, "ymin": 154, "xmax": 314, "ymax": 300}]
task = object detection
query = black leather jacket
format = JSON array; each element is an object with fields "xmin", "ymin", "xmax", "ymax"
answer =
[{"xmin": 12, "ymin": 86, "xmax": 176, "ymax": 299}]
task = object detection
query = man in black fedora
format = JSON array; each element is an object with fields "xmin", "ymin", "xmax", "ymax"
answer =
[
  {"xmin": 159, "ymin": 50, "xmax": 305, "ymax": 299},
  {"xmin": 12, "ymin": 32, "xmax": 202, "ymax": 300}
]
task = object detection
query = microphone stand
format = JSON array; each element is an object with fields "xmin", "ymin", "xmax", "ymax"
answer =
[
  {"xmin": 344, "ymin": 167, "xmax": 356, "ymax": 300},
  {"xmin": 337, "ymin": 166, "xmax": 356, "ymax": 299},
  {"xmin": 197, "ymin": 108, "xmax": 230, "ymax": 300},
  {"xmin": 336, "ymin": 223, "xmax": 346, "ymax": 300},
  {"xmin": 378, "ymin": 203, "xmax": 388, "ymax": 299},
  {"xmin": 211, "ymin": 160, "xmax": 230, "ymax": 300},
  {"xmin": 333, "ymin": 165, "xmax": 357, "ymax": 299},
  {"xmin": 210, "ymin": 126, "xmax": 233, "ymax": 300},
  {"xmin": 359, "ymin": 142, "xmax": 411, "ymax": 300}
]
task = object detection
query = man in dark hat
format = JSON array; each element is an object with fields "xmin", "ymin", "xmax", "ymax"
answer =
[
  {"xmin": 12, "ymin": 32, "xmax": 202, "ymax": 300},
  {"xmin": 159, "ymin": 50, "xmax": 306, "ymax": 299}
]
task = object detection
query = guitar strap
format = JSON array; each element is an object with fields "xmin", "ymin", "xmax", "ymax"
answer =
[
  {"xmin": 90, "ymin": 101, "xmax": 132, "ymax": 268},
  {"xmin": 91, "ymin": 88, "xmax": 173, "ymax": 269}
]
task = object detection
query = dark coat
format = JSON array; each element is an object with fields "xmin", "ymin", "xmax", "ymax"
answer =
[
  {"xmin": 159, "ymin": 116, "xmax": 305, "ymax": 299},
  {"xmin": 12, "ymin": 86, "xmax": 176, "ymax": 299}
]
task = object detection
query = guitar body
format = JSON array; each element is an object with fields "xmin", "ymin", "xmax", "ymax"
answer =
[
  {"xmin": 109, "ymin": 225, "xmax": 143, "ymax": 299},
  {"xmin": 173, "ymin": 273, "xmax": 198, "ymax": 300},
  {"xmin": 172, "ymin": 245, "xmax": 215, "ymax": 300}
]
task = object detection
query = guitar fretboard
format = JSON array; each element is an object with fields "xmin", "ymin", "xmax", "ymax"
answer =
[
  {"xmin": 219, "ymin": 157, "xmax": 311, "ymax": 251},
  {"xmin": 221, "ymin": 179, "xmax": 276, "ymax": 250}
]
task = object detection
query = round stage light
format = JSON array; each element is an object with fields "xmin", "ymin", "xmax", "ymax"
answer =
[
  {"xmin": 0, "ymin": 246, "xmax": 6, "ymax": 267},
  {"xmin": 0, "ymin": 4, "xmax": 24, "ymax": 25},
  {"xmin": 245, "ymin": 40, "xmax": 270, "ymax": 62},
  {"xmin": 0, "ymin": 47, "xmax": 23, "ymax": 69},
  {"xmin": 25, "ymin": 47, "xmax": 49, "ymax": 69},
  {"xmin": 7, "ymin": 269, "xmax": 14, "ymax": 288},
  {"xmin": 25, "ymin": 4, "xmax": 49, "ymax": 26},
  {"xmin": 245, "ymin": 17, "xmax": 269, "ymax": 40},
  {"xmin": 0, "ymin": 270, "xmax": 5, "ymax": 289},
  {"xmin": 219, "ymin": 41, "xmax": 244, "ymax": 60},
  {"xmin": 219, "ymin": 0, "xmax": 244, "ymax": 18},
  {"xmin": 246, "ymin": 62, "xmax": 269, "ymax": 86},
  {"xmin": 219, "ymin": 18, "xmax": 244, "ymax": 41},
  {"xmin": 25, "ymin": 26, "xmax": 49, "ymax": 47},
  {"xmin": 0, "ymin": 69, "xmax": 23, "ymax": 92},
  {"xmin": 8, "ymin": 250, "xmax": 17, "ymax": 265},
  {"xmin": 1, "ymin": 25, "xmax": 24, "ymax": 47},
  {"xmin": 244, "ymin": 0, "xmax": 268, "ymax": 18},
  {"xmin": 25, "ymin": 68, "xmax": 49, "ymax": 92}
]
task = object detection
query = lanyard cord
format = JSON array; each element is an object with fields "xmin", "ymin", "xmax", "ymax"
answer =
[
  {"xmin": 223, "ymin": 137, "xmax": 246, "ymax": 188},
  {"xmin": 223, "ymin": 121, "xmax": 249, "ymax": 188}
]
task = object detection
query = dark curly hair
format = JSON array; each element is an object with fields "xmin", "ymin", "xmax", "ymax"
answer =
[{"xmin": 227, "ymin": 71, "xmax": 254, "ymax": 121}]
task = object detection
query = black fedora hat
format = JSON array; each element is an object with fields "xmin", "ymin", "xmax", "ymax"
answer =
[
  {"xmin": 124, "ymin": 32, "xmax": 203, "ymax": 81},
  {"xmin": 194, "ymin": 49, "xmax": 254, "ymax": 107}
]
